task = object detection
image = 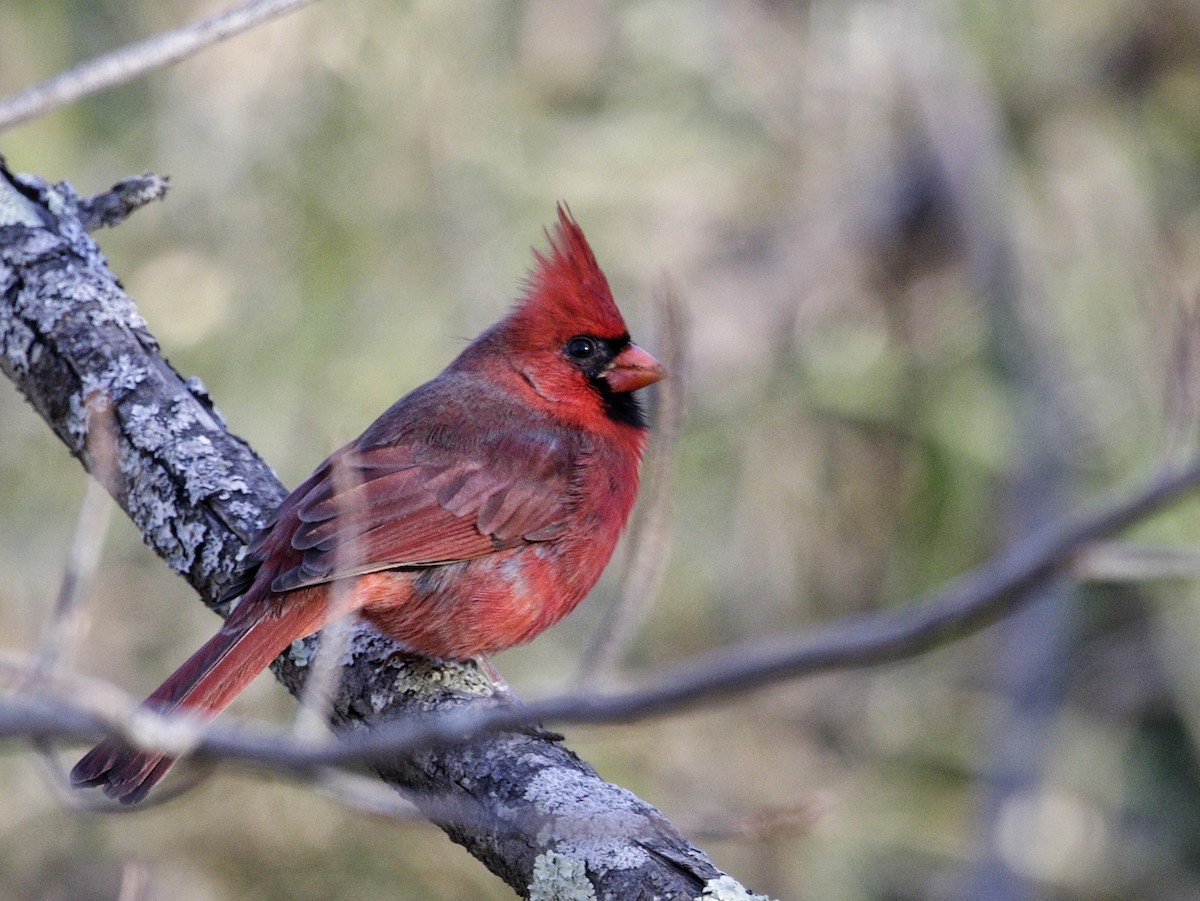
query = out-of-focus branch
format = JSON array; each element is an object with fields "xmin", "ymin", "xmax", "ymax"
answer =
[
  {"xmin": 0, "ymin": 160, "xmax": 759, "ymax": 901},
  {"xmin": 0, "ymin": 0, "xmax": 321, "ymax": 133},
  {"xmin": 2, "ymin": 450, "xmax": 1198, "ymax": 778},
  {"xmin": 1074, "ymin": 541, "xmax": 1200, "ymax": 581},
  {"xmin": 30, "ymin": 397, "xmax": 117, "ymax": 680},
  {"xmin": 577, "ymin": 278, "xmax": 688, "ymax": 683}
]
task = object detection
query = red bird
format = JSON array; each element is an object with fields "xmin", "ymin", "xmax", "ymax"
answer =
[{"xmin": 72, "ymin": 206, "xmax": 664, "ymax": 803}]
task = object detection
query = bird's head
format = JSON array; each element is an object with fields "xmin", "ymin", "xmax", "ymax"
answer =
[{"xmin": 479, "ymin": 205, "xmax": 665, "ymax": 428}]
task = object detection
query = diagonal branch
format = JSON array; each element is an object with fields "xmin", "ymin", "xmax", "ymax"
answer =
[{"xmin": 0, "ymin": 159, "xmax": 766, "ymax": 901}]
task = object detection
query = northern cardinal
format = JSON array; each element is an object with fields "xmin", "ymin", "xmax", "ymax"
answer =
[{"xmin": 72, "ymin": 206, "xmax": 664, "ymax": 803}]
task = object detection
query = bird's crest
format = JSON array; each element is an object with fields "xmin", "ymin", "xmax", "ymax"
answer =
[{"xmin": 512, "ymin": 204, "xmax": 629, "ymax": 341}]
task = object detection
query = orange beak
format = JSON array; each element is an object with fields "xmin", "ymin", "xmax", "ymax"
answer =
[{"xmin": 605, "ymin": 343, "xmax": 665, "ymax": 393}]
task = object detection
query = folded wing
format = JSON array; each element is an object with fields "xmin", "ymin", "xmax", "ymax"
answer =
[{"xmin": 245, "ymin": 423, "xmax": 581, "ymax": 594}]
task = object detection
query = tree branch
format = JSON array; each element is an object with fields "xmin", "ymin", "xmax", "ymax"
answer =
[
  {"xmin": 0, "ymin": 159, "xmax": 766, "ymax": 901},
  {"xmin": 0, "ymin": 0, "xmax": 322, "ymax": 133}
]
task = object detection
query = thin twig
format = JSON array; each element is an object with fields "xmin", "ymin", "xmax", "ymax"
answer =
[
  {"xmin": 1162, "ymin": 278, "xmax": 1200, "ymax": 465},
  {"xmin": 0, "ymin": 0, "xmax": 322, "ymax": 133},
  {"xmin": 576, "ymin": 279, "xmax": 688, "ymax": 683},
  {"xmin": 312, "ymin": 770, "xmax": 431, "ymax": 822},
  {"xmin": 292, "ymin": 463, "xmax": 363, "ymax": 742},
  {"xmin": 292, "ymin": 611, "xmax": 357, "ymax": 740},
  {"xmin": 682, "ymin": 798, "xmax": 830, "ymax": 844},
  {"xmin": 1073, "ymin": 541, "xmax": 1200, "ymax": 581},
  {"xmin": 118, "ymin": 862, "xmax": 149, "ymax": 901},
  {"xmin": 30, "ymin": 394, "xmax": 117, "ymax": 679},
  {"xmin": 0, "ymin": 652, "xmax": 138, "ymax": 718}
]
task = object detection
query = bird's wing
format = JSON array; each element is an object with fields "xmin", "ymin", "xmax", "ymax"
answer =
[{"xmin": 254, "ymin": 423, "xmax": 579, "ymax": 593}]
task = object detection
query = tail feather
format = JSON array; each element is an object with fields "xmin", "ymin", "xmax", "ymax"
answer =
[{"xmin": 72, "ymin": 595, "xmax": 325, "ymax": 804}]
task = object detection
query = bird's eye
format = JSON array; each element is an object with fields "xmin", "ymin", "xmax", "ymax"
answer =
[{"xmin": 565, "ymin": 336, "xmax": 598, "ymax": 360}]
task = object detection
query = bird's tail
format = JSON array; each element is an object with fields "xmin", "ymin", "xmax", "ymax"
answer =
[{"xmin": 71, "ymin": 593, "xmax": 325, "ymax": 804}]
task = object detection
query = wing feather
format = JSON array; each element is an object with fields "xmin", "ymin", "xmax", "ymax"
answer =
[{"xmin": 254, "ymin": 407, "xmax": 582, "ymax": 594}]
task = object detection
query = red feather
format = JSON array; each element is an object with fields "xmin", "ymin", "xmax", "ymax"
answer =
[{"xmin": 72, "ymin": 207, "xmax": 664, "ymax": 803}]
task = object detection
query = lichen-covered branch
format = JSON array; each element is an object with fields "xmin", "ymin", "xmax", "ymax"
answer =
[{"xmin": 0, "ymin": 158, "xmax": 768, "ymax": 901}]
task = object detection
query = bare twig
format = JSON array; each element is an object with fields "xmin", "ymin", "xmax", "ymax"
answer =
[
  {"xmin": 118, "ymin": 862, "xmax": 149, "ymax": 901},
  {"xmin": 1162, "ymin": 276, "xmax": 1200, "ymax": 465},
  {"xmin": 312, "ymin": 770, "xmax": 428, "ymax": 822},
  {"xmin": 291, "ymin": 610, "xmax": 358, "ymax": 741},
  {"xmin": 31, "ymin": 394, "xmax": 117, "ymax": 679},
  {"xmin": 1074, "ymin": 541, "xmax": 1200, "ymax": 581},
  {"xmin": 0, "ymin": 651, "xmax": 141, "ymax": 728},
  {"xmin": 0, "ymin": 0, "xmax": 321, "ymax": 133},
  {"xmin": 576, "ymin": 279, "xmax": 688, "ymax": 683},
  {"xmin": 683, "ymin": 799, "xmax": 830, "ymax": 844},
  {"xmin": 292, "ymin": 464, "xmax": 364, "ymax": 742}
]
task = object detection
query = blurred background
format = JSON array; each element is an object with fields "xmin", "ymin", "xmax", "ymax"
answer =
[{"xmin": 4, "ymin": 0, "xmax": 1200, "ymax": 898}]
